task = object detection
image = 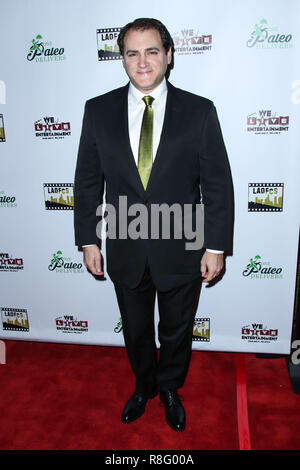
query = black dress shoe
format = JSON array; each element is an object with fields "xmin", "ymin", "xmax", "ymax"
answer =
[
  {"xmin": 160, "ymin": 389, "xmax": 186, "ymax": 432},
  {"xmin": 121, "ymin": 390, "xmax": 157, "ymax": 424}
]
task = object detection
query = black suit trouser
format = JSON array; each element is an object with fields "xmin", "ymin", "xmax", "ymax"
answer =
[{"xmin": 114, "ymin": 263, "xmax": 201, "ymax": 395}]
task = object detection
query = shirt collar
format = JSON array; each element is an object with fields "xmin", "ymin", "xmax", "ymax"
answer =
[{"xmin": 128, "ymin": 78, "xmax": 167, "ymax": 106}]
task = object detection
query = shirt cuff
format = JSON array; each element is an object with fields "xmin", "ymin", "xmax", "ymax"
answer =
[{"xmin": 206, "ymin": 249, "xmax": 224, "ymax": 254}]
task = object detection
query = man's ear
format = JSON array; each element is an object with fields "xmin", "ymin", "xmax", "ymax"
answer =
[{"xmin": 167, "ymin": 47, "xmax": 172, "ymax": 65}]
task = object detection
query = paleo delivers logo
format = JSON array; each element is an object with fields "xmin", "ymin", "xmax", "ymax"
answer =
[
  {"xmin": 48, "ymin": 250, "xmax": 83, "ymax": 274},
  {"xmin": 27, "ymin": 34, "xmax": 66, "ymax": 62},
  {"xmin": 242, "ymin": 255, "xmax": 283, "ymax": 279},
  {"xmin": 0, "ymin": 190, "xmax": 17, "ymax": 208},
  {"xmin": 247, "ymin": 19, "xmax": 293, "ymax": 49}
]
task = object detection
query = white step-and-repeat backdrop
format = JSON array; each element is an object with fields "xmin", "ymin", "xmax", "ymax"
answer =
[{"xmin": 0, "ymin": 0, "xmax": 299, "ymax": 354}]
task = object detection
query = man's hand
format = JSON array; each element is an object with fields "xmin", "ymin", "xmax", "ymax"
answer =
[
  {"xmin": 201, "ymin": 251, "xmax": 224, "ymax": 283},
  {"xmin": 83, "ymin": 245, "xmax": 104, "ymax": 276}
]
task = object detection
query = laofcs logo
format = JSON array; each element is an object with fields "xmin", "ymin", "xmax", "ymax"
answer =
[
  {"xmin": 193, "ymin": 318, "xmax": 210, "ymax": 342},
  {"xmin": 0, "ymin": 114, "xmax": 6, "ymax": 142},
  {"xmin": 248, "ymin": 183, "xmax": 284, "ymax": 212},
  {"xmin": 242, "ymin": 255, "xmax": 283, "ymax": 279},
  {"xmin": 43, "ymin": 184, "xmax": 73, "ymax": 210},
  {"xmin": 241, "ymin": 323, "xmax": 278, "ymax": 344},
  {"xmin": 97, "ymin": 28, "xmax": 121, "ymax": 61},
  {"xmin": 34, "ymin": 117, "xmax": 71, "ymax": 139},
  {"xmin": 1, "ymin": 308, "xmax": 29, "ymax": 332},
  {"xmin": 247, "ymin": 19, "xmax": 293, "ymax": 49},
  {"xmin": 247, "ymin": 109, "xmax": 289, "ymax": 134},
  {"xmin": 27, "ymin": 34, "xmax": 66, "ymax": 62},
  {"xmin": 172, "ymin": 29, "xmax": 212, "ymax": 55},
  {"xmin": 48, "ymin": 250, "xmax": 83, "ymax": 273}
]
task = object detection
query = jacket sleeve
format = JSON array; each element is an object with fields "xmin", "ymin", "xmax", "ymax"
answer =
[
  {"xmin": 199, "ymin": 103, "xmax": 234, "ymax": 252},
  {"xmin": 74, "ymin": 100, "xmax": 105, "ymax": 247}
]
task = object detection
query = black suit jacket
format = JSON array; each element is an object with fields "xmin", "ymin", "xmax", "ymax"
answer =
[{"xmin": 74, "ymin": 81, "xmax": 233, "ymax": 290}]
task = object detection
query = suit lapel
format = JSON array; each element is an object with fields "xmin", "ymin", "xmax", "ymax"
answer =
[{"xmin": 115, "ymin": 83, "xmax": 146, "ymax": 196}]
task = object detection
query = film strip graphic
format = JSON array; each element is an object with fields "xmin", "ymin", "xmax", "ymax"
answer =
[
  {"xmin": 0, "ymin": 114, "xmax": 6, "ymax": 142},
  {"xmin": 248, "ymin": 183, "xmax": 284, "ymax": 212},
  {"xmin": 97, "ymin": 28, "xmax": 121, "ymax": 61},
  {"xmin": 43, "ymin": 183, "xmax": 74, "ymax": 210},
  {"xmin": 1, "ymin": 307, "xmax": 29, "ymax": 332},
  {"xmin": 193, "ymin": 317, "xmax": 210, "ymax": 342}
]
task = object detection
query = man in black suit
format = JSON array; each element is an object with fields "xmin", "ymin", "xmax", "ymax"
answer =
[{"xmin": 74, "ymin": 18, "xmax": 233, "ymax": 432}]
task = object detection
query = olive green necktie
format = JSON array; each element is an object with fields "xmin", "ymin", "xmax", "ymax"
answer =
[{"xmin": 138, "ymin": 95, "xmax": 155, "ymax": 190}]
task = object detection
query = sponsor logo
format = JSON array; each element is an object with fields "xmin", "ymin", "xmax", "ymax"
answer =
[
  {"xmin": 242, "ymin": 255, "xmax": 283, "ymax": 279},
  {"xmin": 193, "ymin": 318, "xmax": 210, "ymax": 342},
  {"xmin": 97, "ymin": 28, "xmax": 121, "ymax": 61},
  {"xmin": 0, "ymin": 114, "xmax": 6, "ymax": 142},
  {"xmin": 0, "ymin": 253, "xmax": 24, "ymax": 272},
  {"xmin": 247, "ymin": 19, "xmax": 293, "ymax": 49},
  {"xmin": 0, "ymin": 191, "xmax": 17, "ymax": 208},
  {"xmin": 43, "ymin": 183, "xmax": 73, "ymax": 210},
  {"xmin": 241, "ymin": 323, "xmax": 278, "ymax": 343},
  {"xmin": 247, "ymin": 109, "xmax": 289, "ymax": 134},
  {"xmin": 27, "ymin": 34, "xmax": 66, "ymax": 62},
  {"xmin": 172, "ymin": 28, "xmax": 212, "ymax": 55},
  {"xmin": 34, "ymin": 116, "xmax": 71, "ymax": 139},
  {"xmin": 48, "ymin": 250, "xmax": 83, "ymax": 273},
  {"xmin": 248, "ymin": 183, "xmax": 284, "ymax": 212},
  {"xmin": 55, "ymin": 315, "xmax": 88, "ymax": 334},
  {"xmin": 114, "ymin": 317, "xmax": 123, "ymax": 333},
  {"xmin": 1, "ymin": 308, "xmax": 29, "ymax": 332}
]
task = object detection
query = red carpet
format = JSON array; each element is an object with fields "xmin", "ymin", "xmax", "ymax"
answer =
[{"xmin": 0, "ymin": 340, "xmax": 299, "ymax": 450}]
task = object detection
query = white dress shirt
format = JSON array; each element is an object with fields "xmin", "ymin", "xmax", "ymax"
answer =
[
  {"xmin": 128, "ymin": 78, "xmax": 167, "ymax": 164},
  {"xmin": 83, "ymin": 78, "xmax": 223, "ymax": 254}
]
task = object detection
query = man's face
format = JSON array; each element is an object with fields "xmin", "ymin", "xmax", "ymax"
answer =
[{"xmin": 122, "ymin": 28, "xmax": 172, "ymax": 94}]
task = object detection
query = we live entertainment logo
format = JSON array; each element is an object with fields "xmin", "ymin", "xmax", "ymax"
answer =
[{"xmin": 247, "ymin": 109, "xmax": 289, "ymax": 135}]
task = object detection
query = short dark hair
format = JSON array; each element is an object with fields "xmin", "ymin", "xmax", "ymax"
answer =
[{"xmin": 117, "ymin": 18, "xmax": 174, "ymax": 78}]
